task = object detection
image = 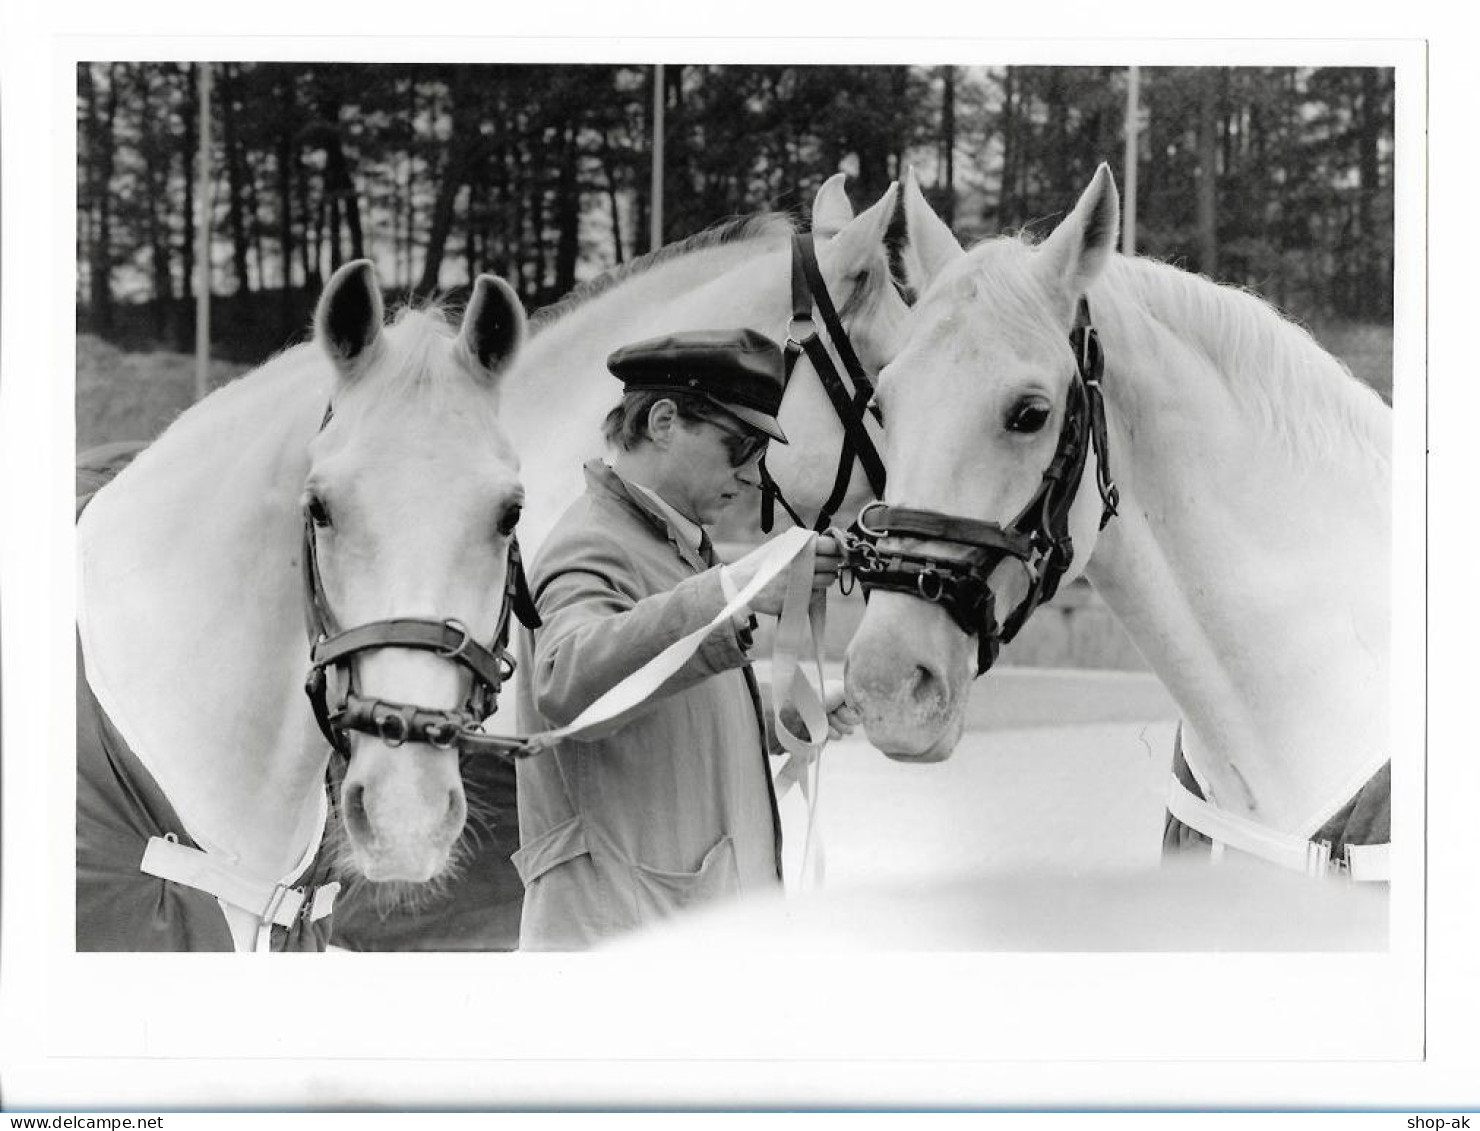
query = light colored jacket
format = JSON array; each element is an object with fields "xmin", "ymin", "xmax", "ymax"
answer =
[{"xmin": 513, "ymin": 460, "xmax": 782, "ymax": 950}]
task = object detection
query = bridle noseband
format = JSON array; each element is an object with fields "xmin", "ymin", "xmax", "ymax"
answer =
[
  {"xmin": 301, "ymin": 409, "xmax": 541, "ymax": 761},
  {"xmin": 843, "ymin": 298, "xmax": 1119, "ymax": 674},
  {"xmin": 756, "ymin": 232, "xmax": 889, "ymax": 534}
]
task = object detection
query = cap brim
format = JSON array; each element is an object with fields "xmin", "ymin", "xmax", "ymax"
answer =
[{"xmin": 709, "ymin": 399, "xmax": 788, "ymax": 444}]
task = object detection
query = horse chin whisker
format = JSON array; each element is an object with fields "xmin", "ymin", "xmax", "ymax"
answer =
[{"xmin": 322, "ymin": 772, "xmax": 509, "ymax": 916}]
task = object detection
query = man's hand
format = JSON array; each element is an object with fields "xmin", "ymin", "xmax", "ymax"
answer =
[
  {"xmin": 728, "ymin": 534, "xmax": 844, "ymax": 617},
  {"xmin": 822, "ymin": 679, "xmax": 861, "ymax": 742}
]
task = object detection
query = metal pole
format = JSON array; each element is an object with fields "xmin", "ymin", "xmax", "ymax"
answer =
[
  {"xmin": 651, "ymin": 63, "xmax": 664, "ymax": 253},
  {"xmin": 195, "ymin": 62, "xmax": 213, "ymax": 401},
  {"xmin": 1123, "ymin": 65, "xmax": 1139, "ymax": 256}
]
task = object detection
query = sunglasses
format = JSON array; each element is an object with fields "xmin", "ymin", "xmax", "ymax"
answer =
[{"xmin": 702, "ymin": 417, "xmax": 770, "ymax": 468}]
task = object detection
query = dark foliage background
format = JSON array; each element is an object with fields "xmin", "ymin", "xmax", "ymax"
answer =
[{"xmin": 77, "ymin": 62, "xmax": 1394, "ymax": 370}]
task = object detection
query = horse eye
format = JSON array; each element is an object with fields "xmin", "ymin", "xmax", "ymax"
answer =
[
  {"xmin": 497, "ymin": 503, "xmax": 522, "ymax": 537},
  {"xmin": 305, "ymin": 493, "xmax": 333, "ymax": 528},
  {"xmin": 1006, "ymin": 400, "xmax": 1051, "ymax": 434}
]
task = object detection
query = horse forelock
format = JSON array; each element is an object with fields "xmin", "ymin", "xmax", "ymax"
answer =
[{"xmin": 529, "ymin": 212, "xmax": 797, "ymax": 331}]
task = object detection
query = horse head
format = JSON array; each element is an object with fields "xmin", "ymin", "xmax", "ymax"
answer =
[
  {"xmin": 845, "ymin": 165, "xmax": 1120, "ymax": 759},
  {"xmin": 306, "ymin": 260, "xmax": 528, "ymax": 881},
  {"xmin": 760, "ymin": 169, "xmax": 963, "ymax": 531}
]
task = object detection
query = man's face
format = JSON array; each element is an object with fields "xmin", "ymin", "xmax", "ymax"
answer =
[{"xmin": 663, "ymin": 410, "xmax": 768, "ymax": 526}]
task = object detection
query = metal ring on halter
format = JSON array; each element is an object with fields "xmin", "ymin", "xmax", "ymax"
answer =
[
  {"xmin": 854, "ymin": 500, "xmax": 890, "ymax": 540},
  {"xmin": 916, "ymin": 568, "xmax": 944, "ymax": 602},
  {"xmin": 785, "ymin": 313, "xmax": 815, "ymax": 349},
  {"xmin": 435, "ymin": 619, "xmax": 472, "ymax": 661},
  {"xmin": 377, "ymin": 710, "xmax": 409, "ymax": 748}
]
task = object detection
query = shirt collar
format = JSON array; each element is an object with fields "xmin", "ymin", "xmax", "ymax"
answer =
[
  {"xmin": 584, "ymin": 459, "xmax": 709, "ymax": 570},
  {"xmin": 629, "ymin": 481, "xmax": 705, "ymax": 555}
]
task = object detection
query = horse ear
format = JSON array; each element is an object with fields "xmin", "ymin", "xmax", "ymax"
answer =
[
  {"xmin": 315, "ymin": 259, "xmax": 384, "ymax": 374},
  {"xmin": 897, "ymin": 165, "xmax": 965, "ymax": 295},
  {"xmin": 822, "ymin": 180, "xmax": 899, "ymax": 272},
  {"xmin": 459, "ymin": 274, "xmax": 526, "ymax": 380},
  {"xmin": 811, "ymin": 173, "xmax": 855, "ymax": 239},
  {"xmin": 1035, "ymin": 163, "xmax": 1120, "ymax": 306}
]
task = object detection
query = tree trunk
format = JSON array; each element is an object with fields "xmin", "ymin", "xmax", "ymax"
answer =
[
  {"xmin": 298, "ymin": 149, "xmax": 319, "ymax": 292},
  {"xmin": 999, "ymin": 67, "xmax": 1017, "ymax": 227},
  {"xmin": 939, "ymin": 64, "xmax": 956, "ymax": 226},
  {"xmin": 1196, "ymin": 70, "xmax": 1220, "ymax": 278},
  {"xmin": 221, "ymin": 64, "xmax": 253, "ymax": 293},
  {"xmin": 416, "ymin": 82, "xmax": 480, "ymax": 297},
  {"xmin": 139, "ymin": 69, "xmax": 173, "ymax": 338},
  {"xmin": 178, "ymin": 63, "xmax": 198, "ymax": 349},
  {"xmin": 78, "ymin": 64, "xmax": 97, "ymax": 318},
  {"xmin": 1356, "ymin": 68, "xmax": 1387, "ymax": 318},
  {"xmin": 553, "ymin": 122, "xmax": 581, "ymax": 296},
  {"xmin": 275, "ymin": 74, "xmax": 296, "ymax": 325},
  {"xmin": 600, "ymin": 131, "xmax": 626, "ymax": 266},
  {"xmin": 89, "ymin": 64, "xmax": 121, "ymax": 335}
]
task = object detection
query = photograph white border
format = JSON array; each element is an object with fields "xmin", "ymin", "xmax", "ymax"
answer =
[{"xmin": 1, "ymin": 3, "xmax": 1457, "ymax": 1113}]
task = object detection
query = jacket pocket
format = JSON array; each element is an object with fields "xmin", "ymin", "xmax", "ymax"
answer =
[
  {"xmin": 511, "ymin": 814, "xmax": 590, "ymax": 886},
  {"xmin": 629, "ymin": 835, "xmax": 740, "ymax": 921}
]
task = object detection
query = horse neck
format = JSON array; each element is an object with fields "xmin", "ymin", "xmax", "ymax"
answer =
[
  {"xmin": 502, "ymin": 235, "xmax": 791, "ymax": 557},
  {"xmin": 1083, "ymin": 262, "xmax": 1392, "ymax": 833},
  {"xmin": 78, "ymin": 347, "xmax": 331, "ymax": 881}
]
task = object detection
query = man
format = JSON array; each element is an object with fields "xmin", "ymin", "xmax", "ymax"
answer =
[{"xmin": 512, "ymin": 327, "xmax": 856, "ymax": 950}]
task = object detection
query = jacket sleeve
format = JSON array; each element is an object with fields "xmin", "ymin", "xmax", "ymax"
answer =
[{"xmin": 527, "ymin": 532, "xmax": 752, "ymax": 731}]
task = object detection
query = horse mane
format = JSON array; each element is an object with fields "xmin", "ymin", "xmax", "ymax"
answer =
[
  {"xmin": 529, "ymin": 212, "xmax": 797, "ymax": 331},
  {"xmin": 1102, "ymin": 255, "xmax": 1391, "ymax": 470}
]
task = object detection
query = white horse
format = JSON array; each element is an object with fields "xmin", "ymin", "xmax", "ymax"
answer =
[
  {"xmin": 329, "ymin": 173, "xmax": 966, "ymax": 949},
  {"xmin": 77, "ymin": 262, "xmax": 531, "ymax": 950},
  {"xmin": 844, "ymin": 165, "xmax": 1391, "ymax": 876}
]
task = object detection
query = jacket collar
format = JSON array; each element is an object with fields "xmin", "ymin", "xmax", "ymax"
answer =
[{"xmin": 583, "ymin": 459, "xmax": 709, "ymax": 573}]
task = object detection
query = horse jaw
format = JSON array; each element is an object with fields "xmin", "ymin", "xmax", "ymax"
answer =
[{"xmin": 844, "ymin": 592, "xmax": 974, "ymax": 759}]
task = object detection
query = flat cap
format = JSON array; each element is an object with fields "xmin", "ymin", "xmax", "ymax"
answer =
[{"xmin": 606, "ymin": 328, "xmax": 788, "ymax": 443}]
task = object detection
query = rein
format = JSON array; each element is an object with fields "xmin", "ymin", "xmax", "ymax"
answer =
[
  {"xmin": 301, "ymin": 407, "xmax": 541, "ymax": 761},
  {"xmin": 842, "ymin": 298, "xmax": 1119, "ymax": 674},
  {"xmin": 756, "ymin": 232, "xmax": 888, "ymax": 533}
]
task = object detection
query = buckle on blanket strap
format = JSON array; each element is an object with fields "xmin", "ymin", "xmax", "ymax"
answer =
[
  {"xmin": 141, "ymin": 835, "xmax": 342, "ymax": 931},
  {"xmin": 1165, "ymin": 772, "xmax": 1389, "ymax": 882}
]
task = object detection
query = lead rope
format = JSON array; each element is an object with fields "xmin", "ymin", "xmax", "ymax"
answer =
[{"xmin": 768, "ymin": 536, "xmax": 831, "ymax": 891}]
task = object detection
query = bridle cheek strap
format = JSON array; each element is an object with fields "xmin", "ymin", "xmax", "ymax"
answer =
[{"xmin": 758, "ymin": 232, "xmax": 887, "ymax": 534}]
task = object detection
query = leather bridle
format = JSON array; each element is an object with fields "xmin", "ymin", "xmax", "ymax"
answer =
[
  {"xmin": 756, "ymin": 232, "xmax": 889, "ymax": 534},
  {"xmin": 843, "ymin": 298, "xmax": 1120, "ymax": 675},
  {"xmin": 301, "ymin": 408, "xmax": 542, "ymax": 762}
]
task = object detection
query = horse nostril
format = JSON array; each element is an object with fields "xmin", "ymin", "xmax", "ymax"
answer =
[
  {"xmin": 444, "ymin": 789, "xmax": 467, "ymax": 835},
  {"xmin": 343, "ymin": 781, "xmax": 374, "ymax": 845},
  {"xmin": 906, "ymin": 663, "xmax": 945, "ymax": 711}
]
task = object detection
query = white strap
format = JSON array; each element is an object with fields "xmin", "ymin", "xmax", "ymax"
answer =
[
  {"xmin": 141, "ymin": 836, "xmax": 341, "ymax": 929},
  {"xmin": 518, "ymin": 526, "xmax": 818, "ymax": 750},
  {"xmin": 1165, "ymin": 772, "xmax": 1387, "ymax": 881},
  {"xmin": 769, "ymin": 539, "xmax": 830, "ymax": 890}
]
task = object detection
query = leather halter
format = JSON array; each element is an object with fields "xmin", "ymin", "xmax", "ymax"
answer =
[
  {"xmin": 844, "ymin": 298, "xmax": 1119, "ymax": 674},
  {"xmin": 756, "ymin": 232, "xmax": 888, "ymax": 533},
  {"xmin": 301, "ymin": 407, "xmax": 541, "ymax": 761}
]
